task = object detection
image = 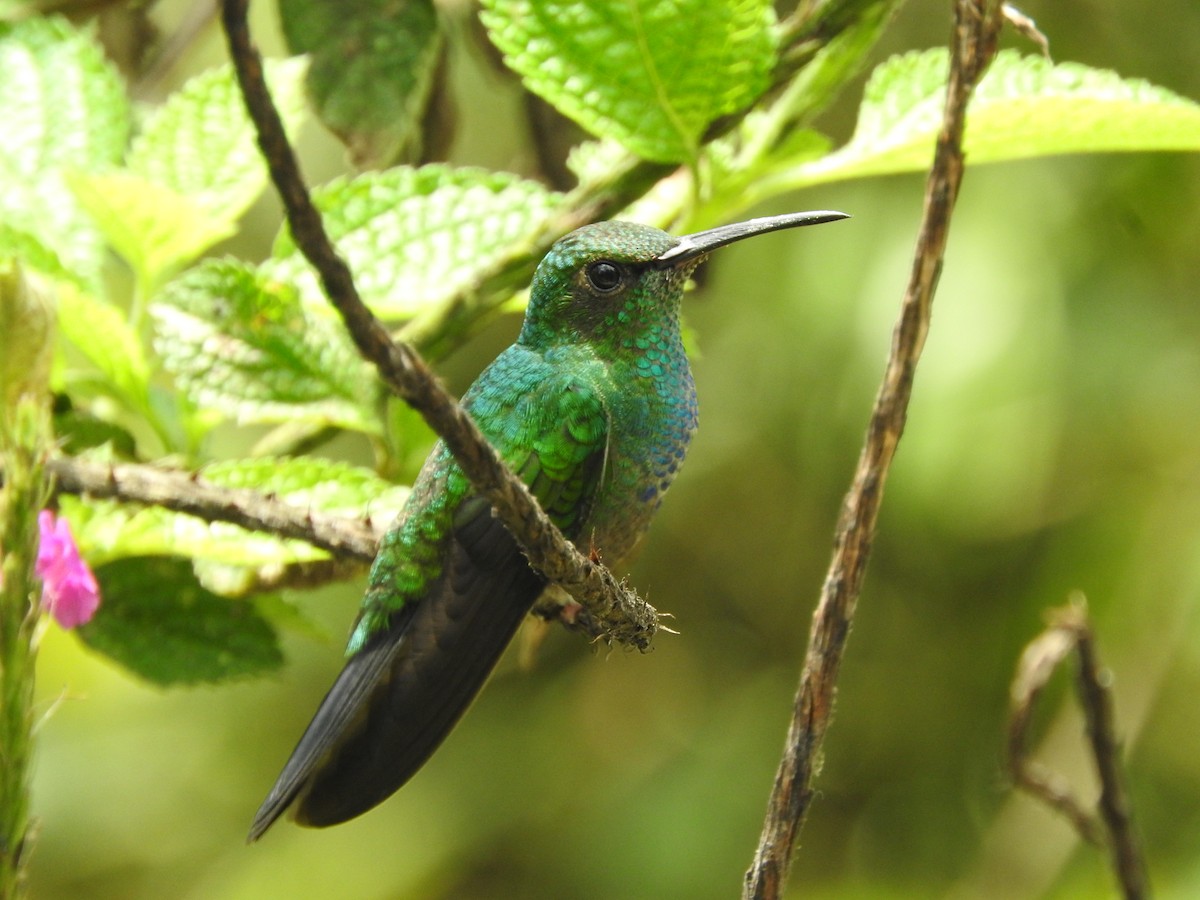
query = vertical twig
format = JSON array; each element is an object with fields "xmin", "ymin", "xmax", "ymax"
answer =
[
  {"xmin": 1008, "ymin": 600, "xmax": 1149, "ymax": 899},
  {"xmin": 742, "ymin": 2, "xmax": 1003, "ymax": 896},
  {"xmin": 1074, "ymin": 620, "xmax": 1149, "ymax": 898}
]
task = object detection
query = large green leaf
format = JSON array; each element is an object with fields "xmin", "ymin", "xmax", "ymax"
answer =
[
  {"xmin": 126, "ymin": 58, "xmax": 309, "ymax": 224},
  {"xmin": 270, "ymin": 165, "xmax": 562, "ymax": 318},
  {"xmin": 79, "ymin": 556, "xmax": 284, "ymax": 686},
  {"xmin": 753, "ymin": 50, "xmax": 1200, "ymax": 200},
  {"xmin": 0, "ymin": 16, "xmax": 129, "ymax": 289},
  {"xmin": 152, "ymin": 259, "xmax": 380, "ymax": 431},
  {"xmin": 280, "ymin": 0, "xmax": 442, "ymax": 168},
  {"xmin": 480, "ymin": 0, "xmax": 777, "ymax": 163}
]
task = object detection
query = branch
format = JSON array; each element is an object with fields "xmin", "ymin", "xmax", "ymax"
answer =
[
  {"xmin": 43, "ymin": 456, "xmax": 381, "ymax": 561},
  {"xmin": 1007, "ymin": 600, "xmax": 1150, "ymax": 900},
  {"xmin": 742, "ymin": 1, "xmax": 1004, "ymax": 896},
  {"xmin": 22, "ymin": 456, "xmax": 638, "ymax": 643},
  {"xmin": 218, "ymin": 0, "xmax": 658, "ymax": 650}
]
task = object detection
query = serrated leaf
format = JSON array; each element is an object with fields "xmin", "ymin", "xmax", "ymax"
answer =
[
  {"xmin": 480, "ymin": 0, "xmax": 776, "ymax": 163},
  {"xmin": 270, "ymin": 165, "xmax": 562, "ymax": 318},
  {"xmin": 69, "ymin": 171, "xmax": 236, "ymax": 289},
  {"xmin": 127, "ymin": 58, "xmax": 308, "ymax": 224},
  {"xmin": 151, "ymin": 259, "xmax": 380, "ymax": 431},
  {"xmin": 280, "ymin": 0, "xmax": 442, "ymax": 168},
  {"xmin": 79, "ymin": 556, "xmax": 284, "ymax": 686},
  {"xmin": 56, "ymin": 285, "xmax": 151, "ymax": 411},
  {"xmin": 0, "ymin": 16, "xmax": 130, "ymax": 289},
  {"xmin": 64, "ymin": 457, "xmax": 405, "ymax": 568},
  {"xmin": 762, "ymin": 50, "xmax": 1200, "ymax": 194}
]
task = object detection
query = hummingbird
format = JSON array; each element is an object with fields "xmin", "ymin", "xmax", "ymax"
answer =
[{"xmin": 248, "ymin": 210, "xmax": 848, "ymax": 840}]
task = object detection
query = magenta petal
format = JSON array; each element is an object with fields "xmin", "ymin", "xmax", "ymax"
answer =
[{"xmin": 36, "ymin": 510, "xmax": 101, "ymax": 629}]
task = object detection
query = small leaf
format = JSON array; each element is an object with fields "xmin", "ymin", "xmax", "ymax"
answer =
[
  {"xmin": 152, "ymin": 259, "xmax": 381, "ymax": 431},
  {"xmin": 68, "ymin": 171, "xmax": 236, "ymax": 289},
  {"xmin": 271, "ymin": 164, "xmax": 562, "ymax": 318},
  {"xmin": 764, "ymin": 50, "xmax": 1200, "ymax": 192},
  {"xmin": 201, "ymin": 456, "xmax": 409, "ymax": 520},
  {"xmin": 0, "ymin": 224, "xmax": 85, "ymax": 289},
  {"xmin": 79, "ymin": 556, "xmax": 284, "ymax": 686},
  {"xmin": 280, "ymin": 0, "xmax": 443, "ymax": 168},
  {"xmin": 127, "ymin": 58, "xmax": 308, "ymax": 224},
  {"xmin": 56, "ymin": 286, "xmax": 151, "ymax": 412},
  {"xmin": 0, "ymin": 16, "xmax": 130, "ymax": 289},
  {"xmin": 480, "ymin": 0, "xmax": 776, "ymax": 163}
]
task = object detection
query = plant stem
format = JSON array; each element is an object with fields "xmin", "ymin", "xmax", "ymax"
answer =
[{"xmin": 0, "ymin": 398, "xmax": 51, "ymax": 899}]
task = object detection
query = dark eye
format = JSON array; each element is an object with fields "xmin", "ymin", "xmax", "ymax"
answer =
[{"xmin": 585, "ymin": 260, "xmax": 623, "ymax": 293}]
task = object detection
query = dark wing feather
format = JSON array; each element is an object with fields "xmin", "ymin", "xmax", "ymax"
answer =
[
  {"xmin": 248, "ymin": 372, "xmax": 609, "ymax": 840},
  {"xmin": 248, "ymin": 503, "xmax": 543, "ymax": 839}
]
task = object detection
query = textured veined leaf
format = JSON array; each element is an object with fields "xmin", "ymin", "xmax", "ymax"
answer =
[
  {"xmin": 127, "ymin": 58, "xmax": 309, "ymax": 223},
  {"xmin": 280, "ymin": 0, "xmax": 442, "ymax": 168},
  {"xmin": 758, "ymin": 50, "xmax": 1200, "ymax": 196},
  {"xmin": 270, "ymin": 165, "xmax": 562, "ymax": 318},
  {"xmin": 480, "ymin": 0, "xmax": 777, "ymax": 163},
  {"xmin": 0, "ymin": 16, "xmax": 129, "ymax": 289},
  {"xmin": 80, "ymin": 557, "xmax": 284, "ymax": 686},
  {"xmin": 152, "ymin": 259, "xmax": 380, "ymax": 431}
]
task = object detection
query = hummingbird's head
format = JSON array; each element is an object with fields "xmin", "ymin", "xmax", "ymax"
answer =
[
  {"xmin": 518, "ymin": 212, "xmax": 850, "ymax": 349},
  {"xmin": 519, "ymin": 220, "xmax": 688, "ymax": 348}
]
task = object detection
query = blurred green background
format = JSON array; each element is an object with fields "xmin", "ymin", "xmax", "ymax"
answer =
[{"xmin": 28, "ymin": 0, "xmax": 1200, "ymax": 897}]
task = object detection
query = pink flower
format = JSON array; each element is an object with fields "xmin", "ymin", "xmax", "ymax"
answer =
[{"xmin": 36, "ymin": 510, "xmax": 100, "ymax": 629}]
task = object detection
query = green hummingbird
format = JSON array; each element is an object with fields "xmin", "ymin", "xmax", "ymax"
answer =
[{"xmin": 248, "ymin": 210, "xmax": 847, "ymax": 840}]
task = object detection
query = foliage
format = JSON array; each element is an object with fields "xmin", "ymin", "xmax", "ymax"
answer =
[{"xmin": 1, "ymin": 2, "xmax": 1199, "ymax": 897}]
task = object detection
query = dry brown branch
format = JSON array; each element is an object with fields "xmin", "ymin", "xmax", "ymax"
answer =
[
  {"xmin": 45, "ymin": 456, "xmax": 382, "ymax": 561},
  {"xmin": 218, "ymin": 0, "xmax": 658, "ymax": 650},
  {"xmin": 1007, "ymin": 600, "xmax": 1150, "ymax": 899},
  {"xmin": 742, "ymin": 1, "xmax": 1004, "ymax": 896}
]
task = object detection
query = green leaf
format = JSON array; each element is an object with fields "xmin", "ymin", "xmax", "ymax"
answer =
[
  {"xmin": 480, "ymin": 0, "xmax": 777, "ymax": 163},
  {"xmin": 0, "ymin": 224, "xmax": 85, "ymax": 289},
  {"xmin": 0, "ymin": 16, "xmax": 130, "ymax": 289},
  {"xmin": 79, "ymin": 556, "xmax": 284, "ymax": 686},
  {"xmin": 270, "ymin": 165, "xmax": 562, "ymax": 318},
  {"xmin": 151, "ymin": 259, "xmax": 381, "ymax": 431},
  {"xmin": 759, "ymin": 50, "xmax": 1200, "ymax": 195},
  {"xmin": 68, "ymin": 171, "xmax": 236, "ymax": 289},
  {"xmin": 126, "ymin": 58, "xmax": 308, "ymax": 224},
  {"xmin": 280, "ymin": 0, "xmax": 442, "ymax": 168},
  {"xmin": 65, "ymin": 457, "xmax": 405, "ymax": 568},
  {"xmin": 56, "ymin": 285, "xmax": 151, "ymax": 412}
]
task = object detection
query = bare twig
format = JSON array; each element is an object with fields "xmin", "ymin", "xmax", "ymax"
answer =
[
  {"xmin": 43, "ymin": 457, "xmax": 382, "ymax": 561},
  {"xmin": 218, "ymin": 0, "xmax": 659, "ymax": 650},
  {"xmin": 7, "ymin": 455, "xmax": 637, "ymax": 642},
  {"xmin": 742, "ymin": 2, "xmax": 1004, "ymax": 896},
  {"xmin": 1007, "ymin": 600, "xmax": 1150, "ymax": 899},
  {"xmin": 1007, "ymin": 620, "xmax": 1108, "ymax": 846}
]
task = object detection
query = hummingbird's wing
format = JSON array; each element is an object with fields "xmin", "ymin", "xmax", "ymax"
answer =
[{"xmin": 248, "ymin": 369, "xmax": 609, "ymax": 840}]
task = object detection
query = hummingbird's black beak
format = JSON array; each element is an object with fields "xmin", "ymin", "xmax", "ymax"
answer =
[{"xmin": 654, "ymin": 210, "xmax": 849, "ymax": 267}]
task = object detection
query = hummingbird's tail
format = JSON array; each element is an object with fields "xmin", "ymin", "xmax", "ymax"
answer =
[{"xmin": 248, "ymin": 501, "xmax": 545, "ymax": 841}]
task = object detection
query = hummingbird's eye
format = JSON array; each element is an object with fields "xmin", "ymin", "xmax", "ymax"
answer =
[{"xmin": 584, "ymin": 260, "xmax": 623, "ymax": 293}]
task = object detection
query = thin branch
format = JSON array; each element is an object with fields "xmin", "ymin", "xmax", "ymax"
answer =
[
  {"xmin": 742, "ymin": 1, "xmax": 1003, "ymax": 896},
  {"xmin": 1074, "ymin": 615, "xmax": 1149, "ymax": 899},
  {"xmin": 43, "ymin": 456, "xmax": 382, "ymax": 561},
  {"xmin": 218, "ymin": 0, "xmax": 658, "ymax": 650},
  {"xmin": 1007, "ymin": 619, "xmax": 1108, "ymax": 847},
  {"xmin": 1007, "ymin": 600, "xmax": 1149, "ymax": 900}
]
